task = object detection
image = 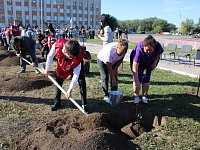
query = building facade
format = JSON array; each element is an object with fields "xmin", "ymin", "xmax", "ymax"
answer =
[{"xmin": 0, "ymin": 0, "xmax": 101, "ymax": 29}]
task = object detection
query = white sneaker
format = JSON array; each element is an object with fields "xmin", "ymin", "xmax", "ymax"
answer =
[
  {"xmin": 134, "ymin": 98, "xmax": 140, "ymax": 104},
  {"xmin": 142, "ymin": 97, "xmax": 148, "ymax": 104},
  {"xmin": 103, "ymin": 96, "xmax": 110, "ymax": 103}
]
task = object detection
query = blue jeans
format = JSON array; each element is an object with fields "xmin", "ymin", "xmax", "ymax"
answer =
[{"xmin": 20, "ymin": 44, "xmax": 38, "ymax": 71}]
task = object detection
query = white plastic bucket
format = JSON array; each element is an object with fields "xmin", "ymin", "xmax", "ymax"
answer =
[{"xmin": 109, "ymin": 91, "xmax": 123, "ymax": 107}]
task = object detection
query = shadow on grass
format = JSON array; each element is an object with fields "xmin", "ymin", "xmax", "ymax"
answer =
[
  {"xmin": 151, "ymin": 81, "xmax": 199, "ymax": 87},
  {"xmin": 1, "ymin": 93, "xmax": 199, "ymax": 123}
]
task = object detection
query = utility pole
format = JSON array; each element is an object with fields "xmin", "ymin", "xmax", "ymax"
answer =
[{"xmin": 41, "ymin": 0, "xmax": 43, "ymax": 34}]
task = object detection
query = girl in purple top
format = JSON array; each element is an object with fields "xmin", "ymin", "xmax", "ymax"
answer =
[{"xmin": 130, "ymin": 35, "xmax": 163, "ymax": 104}]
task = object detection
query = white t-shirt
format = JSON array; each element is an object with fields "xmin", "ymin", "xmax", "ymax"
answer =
[
  {"xmin": 100, "ymin": 26, "xmax": 113, "ymax": 46},
  {"xmin": 97, "ymin": 42, "xmax": 124, "ymax": 64}
]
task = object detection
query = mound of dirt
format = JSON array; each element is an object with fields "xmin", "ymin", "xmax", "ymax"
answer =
[
  {"xmin": 19, "ymin": 113, "xmax": 136, "ymax": 150},
  {"xmin": 0, "ymin": 56, "xmax": 19, "ymax": 66},
  {"xmin": 1, "ymin": 75, "xmax": 52, "ymax": 92},
  {"xmin": 0, "ymin": 46, "xmax": 6, "ymax": 51}
]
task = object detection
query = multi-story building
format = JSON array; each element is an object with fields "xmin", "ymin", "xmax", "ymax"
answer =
[{"xmin": 0, "ymin": 0, "xmax": 101, "ymax": 29}]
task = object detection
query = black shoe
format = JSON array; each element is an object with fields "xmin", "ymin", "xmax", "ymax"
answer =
[
  {"xmin": 51, "ymin": 100, "xmax": 61, "ymax": 111},
  {"xmin": 17, "ymin": 70, "xmax": 26, "ymax": 74},
  {"xmin": 82, "ymin": 105, "xmax": 88, "ymax": 113}
]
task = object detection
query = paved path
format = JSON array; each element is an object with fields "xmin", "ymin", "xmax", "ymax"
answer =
[{"xmin": 84, "ymin": 43, "xmax": 200, "ymax": 78}]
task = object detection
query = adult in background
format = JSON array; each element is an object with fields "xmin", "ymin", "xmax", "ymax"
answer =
[
  {"xmin": 98, "ymin": 14, "xmax": 116, "ymax": 46},
  {"xmin": 47, "ymin": 23, "xmax": 56, "ymax": 37},
  {"xmin": 42, "ymin": 39, "xmax": 87, "ymax": 112},
  {"xmin": 12, "ymin": 36, "xmax": 39, "ymax": 74},
  {"xmin": 130, "ymin": 35, "xmax": 164, "ymax": 104},
  {"xmin": 97, "ymin": 39, "xmax": 128, "ymax": 101}
]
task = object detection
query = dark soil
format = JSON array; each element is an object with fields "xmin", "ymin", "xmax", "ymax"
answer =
[
  {"xmin": 0, "ymin": 55, "xmax": 19, "ymax": 66},
  {"xmin": 0, "ymin": 74, "xmax": 52, "ymax": 92},
  {"xmin": 19, "ymin": 113, "xmax": 139, "ymax": 150}
]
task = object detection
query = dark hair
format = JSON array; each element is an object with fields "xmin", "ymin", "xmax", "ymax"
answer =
[
  {"xmin": 100, "ymin": 14, "xmax": 118, "ymax": 32},
  {"xmin": 12, "ymin": 37, "xmax": 20, "ymax": 45},
  {"xmin": 100, "ymin": 14, "xmax": 109, "ymax": 27},
  {"xmin": 64, "ymin": 40, "xmax": 80, "ymax": 57},
  {"xmin": 143, "ymin": 35, "xmax": 157, "ymax": 48}
]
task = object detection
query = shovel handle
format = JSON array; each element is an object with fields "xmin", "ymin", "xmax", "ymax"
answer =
[{"xmin": 21, "ymin": 57, "xmax": 88, "ymax": 115}]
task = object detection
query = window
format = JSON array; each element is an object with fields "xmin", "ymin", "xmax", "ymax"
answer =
[
  {"xmin": 7, "ymin": 6, "xmax": 12, "ymax": 11},
  {"xmin": 54, "ymin": 16, "xmax": 57, "ymax": 21},
  {"xmin": 46, "ymin": 16, "xmax": 51, "ymax": 21},
  {"xmin": 0, "ymin": 6, "xmax": 4, "ymax": 10},
  {"xmin": 46, "ymin": 0, "xmax": 51, "ymax": 4},
  {"xmin": 0, "ymin": 14, "xmax": 5, "ymax": 19},
  {"xmin": 46, "ymin": 8, "xmax": 51, "ymax": 12},
  {"xmin": 54, "ymin": 8, "xmax": 57, "ymax": 13},
  {"xmin": 24, "ymin": 6, "xmax": 28, "ymax": 11},
  {"xmin": 73, "ymin": 2, "xmax": 76, "ymax": 6},
  {"xmin": 90, "ymin": 3, "xmax": 94, "ymax": 8},
  {"xmin": 90, "ymin": 11, "xmax": 93, "ymax": 15},
  {"xmin": 60, "ymin": 16, "xmax": 64, "ymax": 21},
  {"xmin": 24, "ymin": 0, "xmax": 28, "ymax": 2},
  {"xmin": 32, "ymin": 6, "xmax": 37, "ymax": 11},
  {"xmin": 79, "ymin": 2, "xmax": 83, "ymax": 7},
  {"xmin": 25, "ymin": 15, "xmax": 29, "ymax": 20},
  {"xmin": 79, "ymin": 10, "xmax": 82, "ymax": 14},
  {"xmin": 67, "ymin": 17, "xmax": 70, "ymax": 21},
  {"xmin": 66, "ymin": 10, "xmax": 70, "ymax": 13},
  {"xmin": 60, "ymin": 8, "xmax": 63, "ymax": 13},
  {"xmin": 73, "ymin": 17, "xmax": 76, "ymax": 21},
  {"xmin": 15, "ymin": 0, "xmax": 21, "ymax": 2},
  {"xmin": 53, "ymin": 0, "xmax": 56, "ymax": 5},
  {"xmin": 79, "ymin": 17, "xmax": 82, "ymax": 21},
  {"xmin": 33, "ymin": 15, "xmax": 37, "ymax": 20},
  {"xmin": 85, "ymin": 10, "xmax": 87, "ymax": 15},
  {"xmin": 16, "ymin": 14, "xmax": 22, "ymax": 20},
  {"xmin": 8, "ymin": 14, "xmax": 13, "ymax": 19},
  {"xmin": 67, "ymin": 1, "xmax": 70, "ymax": 6},
  {"xmin": 16, "ymin": 6, "xmax": 21, "ymax": 11},
  {"xmin": 73, "ymin": 10, "xmax": 76, "ymax": 14}
]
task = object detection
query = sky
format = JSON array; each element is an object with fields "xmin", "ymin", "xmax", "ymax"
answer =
[{"xmin": 101, "ymin": 0, "xmax": 200, "ymax": 27}]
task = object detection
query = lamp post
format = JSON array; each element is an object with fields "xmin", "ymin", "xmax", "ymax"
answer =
[{"xmin": 41, "ymin": 0, "xmax": 43, "ymax": 34}]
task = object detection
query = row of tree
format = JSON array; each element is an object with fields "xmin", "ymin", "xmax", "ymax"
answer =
[{"xmin": 117, "ymin": 17, "xmax": 200, "ymax": 35}]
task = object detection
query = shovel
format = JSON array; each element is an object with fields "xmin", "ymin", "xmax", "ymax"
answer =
[{"xmin": 21, "ymin": 57, "xmax": 88, "ymax": 116}]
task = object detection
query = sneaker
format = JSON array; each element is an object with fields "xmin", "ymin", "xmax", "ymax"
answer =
[
  {"xmin": 51, "ymin": 99, "xmax": 61, "ymax": 111},
  {"xmin": 17, "ymin": 70, "xmax": 26, "ymax": 74},
  {"xmin": 134, "ymin": 98, "xmax": 140, "ymax": 104},
  {"xmin": 35, "ymin": 69, "xmax": 40, "ymax": 74},
  {"xmin": 142, "ymin": 97, "xmax": 148, "ymax": 104},
  {"xmin": 103, "ymin": 96, "xmax": 110, "ymax": 103}
]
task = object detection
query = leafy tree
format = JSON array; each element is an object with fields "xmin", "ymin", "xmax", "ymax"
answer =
[
  {"xmin": 153, "ymin": 26, "xmax": 162, "ymax": 33},
  {"xmin": 181, "ymin": 18, "xmax": 194, "ymax": 34}
]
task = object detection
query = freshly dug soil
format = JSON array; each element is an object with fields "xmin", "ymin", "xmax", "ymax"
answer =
[
  {"xmin": 1, "ymin": 74, "xmax": 52, "ymax": 92},
  {"xmin": 19, "ymin": 113, "xmax": 138, "ymax": 150},
  {"xmin": 0, "ymin": 55, "xmax": 19, "ymax": 66}
]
